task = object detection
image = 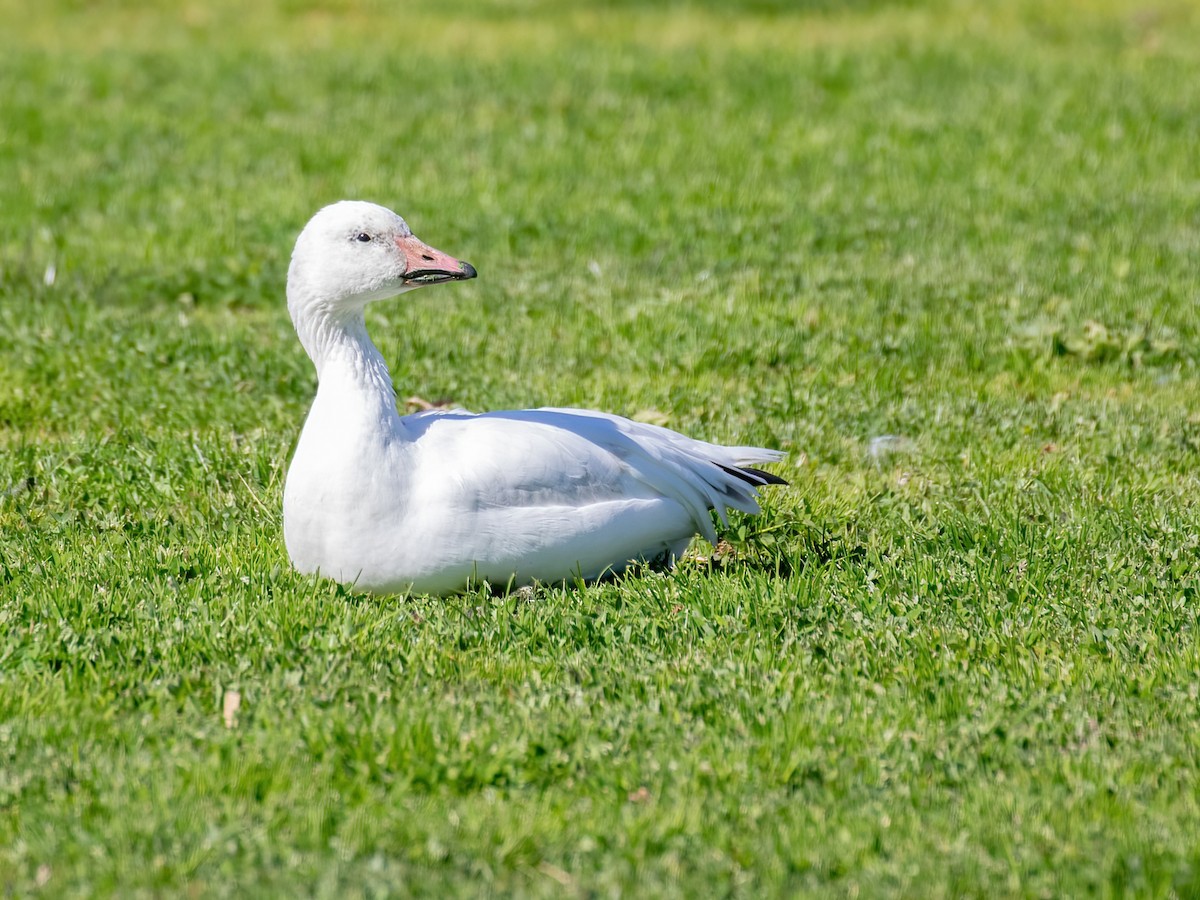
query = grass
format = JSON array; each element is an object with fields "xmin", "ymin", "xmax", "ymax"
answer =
[{"xmin": 2, "ymin": 0, "xmax": 1200, "ymax": 894}]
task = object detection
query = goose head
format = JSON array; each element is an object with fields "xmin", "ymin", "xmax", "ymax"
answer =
[{"xmin": 287, "ymin": 200, "xmax": 476, "ymax": 322}]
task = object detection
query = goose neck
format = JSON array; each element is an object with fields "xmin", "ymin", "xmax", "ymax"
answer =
[{"xmin": 294, "ymin": 304, "xmax": 395, "ymax": 401}]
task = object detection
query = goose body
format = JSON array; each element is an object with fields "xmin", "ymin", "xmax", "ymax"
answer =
[{"xmin": 283, "ymin": 201, "xmax": 784, "ymax": 595}]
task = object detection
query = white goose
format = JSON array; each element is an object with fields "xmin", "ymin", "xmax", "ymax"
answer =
[{"xmin": 283, "ymin": 201, "xmax": 786, "ymax": 595}]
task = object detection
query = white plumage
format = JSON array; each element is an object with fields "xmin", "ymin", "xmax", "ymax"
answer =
[{"xmin": 283, "ymin": 201, "xmax": 784, "ymax": 595}]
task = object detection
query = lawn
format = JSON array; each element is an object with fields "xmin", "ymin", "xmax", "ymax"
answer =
[{"xmin": 2, "ymin": 0, "xmax": 1200, "ymax": 895}]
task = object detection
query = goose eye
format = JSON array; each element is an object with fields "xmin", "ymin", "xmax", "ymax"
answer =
[{"xmin": 354, "ymin": 232, "xmax": 372, "ymax": 243}]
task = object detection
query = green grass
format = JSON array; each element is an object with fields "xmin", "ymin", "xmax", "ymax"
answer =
[{"xmin": 3, "ymin": 0, "xmax": 1200, "ymax": 894}]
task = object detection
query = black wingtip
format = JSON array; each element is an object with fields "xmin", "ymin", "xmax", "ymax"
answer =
[{"xmin": 717, "ymin": 463, "xmax": 789, "ymax": 487}]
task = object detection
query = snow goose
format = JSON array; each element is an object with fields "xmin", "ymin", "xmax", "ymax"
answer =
[{"xmin": 283, "ymin": 201, "xmax": 785, "ymax": 595}]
